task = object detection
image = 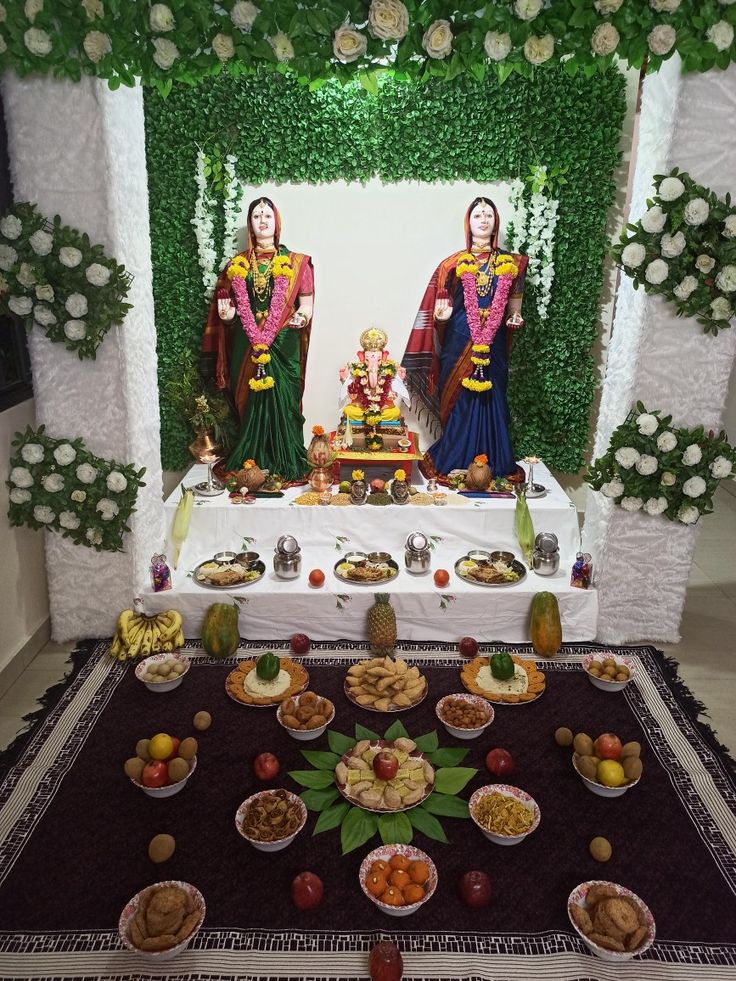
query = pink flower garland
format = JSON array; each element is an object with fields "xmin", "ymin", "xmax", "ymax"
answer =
[
  {"xmin": 231, "ymin": 273, "xmax": 289, "ymax": 348},
  {"xmin": 460, "ymin": 271, "xmax": 515, "ymax": 346}
]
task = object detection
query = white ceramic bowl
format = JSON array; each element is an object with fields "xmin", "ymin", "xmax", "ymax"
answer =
[
  {"xmin": 129, "ymin": 755, "xmax": 197, "ymax": 799},
  {"xmin": 435, "ymin": 693, "xmax": 494, "ymax": 740},
  {"xmin": 567, "ymin": 880, "xmax": 656, "ymax": 962},
  {"xmin": 276, "ymin": 692, "xmax": 335, "ymax": 741},
  {"xmin": 135, "ymin": 653, "xmax": 190, "ymax": 693},
  {"xmin": 582, "ymin": 652, "xmax": 637, "ymax": 693},
  {"xmin": 235, "ymin": 789, "xmax": 307, "ymax": 852},
  {"xmin": 118, "ymin": 880, "xmax": 205, "ymax": 962},
  {"xmin": 469, "ymin": 784, "xmax": 541, "ymax": 845},
  {"xmin": 359, "ymin": 844, "xmax": 437, "ymax": 917},
  {"xmin": 572, "ymin": 753, "xmax": 641, "ymax": 799}
]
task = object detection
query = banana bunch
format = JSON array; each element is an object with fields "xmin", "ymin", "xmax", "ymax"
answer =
[{"xmin": 109, "ymin": 608, "xmax": 184, "ymax": 661}]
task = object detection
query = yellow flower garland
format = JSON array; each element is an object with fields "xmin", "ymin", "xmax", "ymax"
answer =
[
  {"xmin": 456, "ymin": 252, "xmax": 479, "ymax": 277},
  {"xmin": 272, "ymin": 255, "xmax": 294, "ymax": 282},
  {"xmin": 227, "ymin": 256, "xmax": 250, "ymax": 280},
  {"xmin": 249, "ymin": 376, "xmax": 275, "ymax": 391},
  {"xmin": 462, "ymin": 377, "xmax": 492, "ymax": 392}
]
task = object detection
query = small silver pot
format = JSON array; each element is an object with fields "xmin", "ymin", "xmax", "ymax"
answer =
[
  {"xmin": 273, "ymin": 549, "xmax": 302, "ymax": 580},
  {"xmin": 405, "ymin": 547, "xmax": 431, "ymax": 575},
  {"xmin": 532, "ymin": 548, "xmax": 559, "ymax": 576}
]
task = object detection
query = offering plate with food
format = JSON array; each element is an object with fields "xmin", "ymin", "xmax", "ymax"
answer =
[
  {"xmin": 225, "ymin": 652, "xmax": 309, "ymax": 707},
  {"xmin": 567, "ymin": 880, "xmax": 655, "ymax": 961},
  {"xmin": 461, "ymin": 652, "xmax": 545, "ymax": 705},
  {"xmin": 335, "ymin": 736, "xmax": 435, "ymax": 813},
  {"xmin": 455, "ymin": 549, "xmax": 526, "ymax": 587},
  {"xmin": 235, "ymin": 789, "xmax": 307, "ymax": 851},
  {"xmin": 277, "ymin": 691, "xmax": 335, "ymax": 740},
  {"xmin": 344, "ymin": 655, "xmax": 428, "ymax": 712},
  {"xmin": 193, "ymin": 550, "xmax": 265, "ymax": 589},
  {"xmin": 118, "ymin": 880, "xmax": 205, "ymax": 961},
  {"xmin": 334, "ymin": 551, "xmax": 399, "ymax": 585},
  {"xmin": 360, "ymin": 844, "xmax": 438, "ymax": 916}
]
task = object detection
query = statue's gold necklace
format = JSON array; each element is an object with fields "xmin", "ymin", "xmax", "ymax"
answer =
[
  {"xmin": 474, "ymin": 250, "xmax": 496, "ymax": 298},
  {"xmin": 250, "ymin": 247, "xmax": 276, "ymax": 303}
]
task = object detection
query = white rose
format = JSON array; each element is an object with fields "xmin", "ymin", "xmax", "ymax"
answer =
[
  {"xmin": 76, "ymin": 462, "xmax": 98, "ymax": 484},
  {"xmin": 711, "ymin": 456, "xmax": 733, "ymax": 478},
  {"xmin": 82, "ymin": 0, "xmax": 104, "ymax": 19},
  {"xmin": 86, "ymin": 527, "xmax": 103, "ymax": 545},
  {"xmin": 636, "ymin": 413, "xmax": 659, "ymax": 436},
  {"xmin": 106, "ymin": 471, "xmax": 128, "ymax": 493},
  {"xmin": 33, "ymin": 505, "xmax": 55, "ymax": 524},
  {"xmin": 591, "ymin": 23, "xmax": 619, "ymax": 57},
  {"xmin": 711, "ymin": 296, "xmax": 733, "ymax": 321},
  {"xmin": 96, "ymin": 497, "xmax": 119, "ymax": 520},
  {"xmin": 658, "ymin": 176, "xmax": 685, "ymax": 201},
  {"xmin": 673, "ymin": 275, "xmax": 698, "ymax": 300},
  {"xmin": 621, "ymin": 496, "xmax": 643, "ymax": 512},
  {"xmin": 656, "ymin": 431, "xmax": 677, "ymax": 452},
  {"xmin": 422, "ymin": 19, "xmax": 453, "ymax": 59},
  {"xmin": 636, "ymin": 454, "xmax": 659, "ymax": 476},
  {"xmin": 333, "ymin": 24, "xmax": 368, "ymax": 63},
  {"xmin": 648, "ymin": 24, "xmax": 676, "ymax": 55},
  {"xmin": 0, "ymin": 214, "xmax": 21, "ymax": 239},
  {"xmin": 29, "ymin": 229, "xmax": 53, "ymax": 255},
  {"xmin": 524, "ymin": 33, "xmax": 554, "ymax": 64},
  {"xmin": 650, "ymin": 0, "xmax": 680, "ymax": 10},
  {"xmin": 85, "ymin": 262, "xmax": 111, "ymax": 287},
  {"xmin": 515, "ymin": 0, "xmax": 543, "ymax": 20},
  {"xmin": 54, "ymin": 443, "xmax": 76, "ymax": 466},
  {"xmin": 715, "ymin": 265, "xmax": 736, "ymax": 293},
  {"xmin": 11, "ymin": 466, "xmax": 34, "ymax": 487},
  {"xmin": 707, "ymin": 20, "xmax": 734, "ymax": 52},
  {"xmin": 0, "ymin": 244, "xmax": 17, "ymax": 271},
  {"xmin": 33, "ymin": 305, "xmax": 56, "ymax": 326},
  {"xmin": 614, "ymin": 446, "xmax": 640, "ymax": 469},
  {"xmin": 682, "ymin": 443, "xmax": 702, "ymax": 465},
  {"xmin": 368, "ymin": 0, "xmax": 409, "ymax": 41},
  {"xmin": 645, "ymin": 259, "xmax": 669, "ymax": 285},
  {"xmin": 641, "ymin": 205, "xmax": 667, "ymax": 234},
  {"xmin": 484, "ymin": 30, "xmax": 512, "ymax": 61},
  {"xmin": 150, "ymin": 3, "xmax": 174, "ymax": 32},
  {"xmin": 152, "ymin": 37, "xmax": 178, "ymax": 70},
  {"xmin": 644, "ymin": 496, "xmax": 668, "ymax": 515},
  {"xmin": 660, "ymin": 231, "xmax": 686, "ymax": 258},
  {"xmin": 59, "ymin": 511, "xmax": 81, "ymax": 530},
  {"xmin": 64, "ymin": 320, "xmax": 87, "ymax": 341},
  {"xmin": 601, "ymin": 478, "xmax": 624, "ymax": 498},
  {"xmin": 212, "ymin": 32, "xmax": 235, "ymax": 61},
  {"xmin": 70, "ymin": 489, "xmax": 87, "ymax": 502},
  {"xmin": 268, "ymin": 32, "xmax": 294, "ymax": 62},
  {"xmin": 8, "ymin": 296, "xmax": 33, "ymax": 316},
  {"xmin": 594, "ymin": 0, "xmax": 623, "ymax": 11},
  {"xmin": 59, "ymin": 246, "xmax": 82, "ymax": 268},
  {"xmin": 695, "ymin": 254, "xmax": 716, "ymax": 274},
  {"xmin": 24, "ymin": 26, "xmax": 52, "ymax": 56},
  {"xmin": 42, "ymin": 473, "xmax": 64, "ymax": 493},
  {"xmin": 35, "ymin": 283, "xmax": 54, "ymax": 301},
  {"xmin": 661, "ymin": 471, "xmax": 677, "ymax": 486},
  {"xmin": 83, "ymin": 30, "xmax": 111, "ymax": 63},
  {"xmin": 65, "ymin": 292, "xmax": 88, "ymax": 318},
  {"xmin": 678, "ymin": 505, "xmax": 699, "ymax": 525},
  {"xmin": 683, "ymin": 197, "xmax": 709, "ymax": 226},
  {"xmin": 621, "ymin": 242, "xmax": 646, "ymax": 268},
  {"xmin": 683, "ymin": 475, "xmax": 707, "ymax": 498},
  {"xmin": 10, "ymin": 488, "xmax": 32, "ymax": 505},
  {"xmin": 21, "ymin": 443, "xmax": 44, "ymax": 464},
  {"xmin": 231, "ymin": 0, "xmax": 259, "ymax": 32},
  {"xmin": 723, "ymin": 215, "xmax": 736, "ymax": 239},
  {"xmin": 24, "ymin": 0, "xmax": 43, "ymax": 22},
  {"xmin": 17, "ymin": 263, "xmax": 37, "ymax": 287}
]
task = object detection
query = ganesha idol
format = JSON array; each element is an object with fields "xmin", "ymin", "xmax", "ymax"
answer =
[{"xmin": 337, "ymin": 329, "xmax": 411, "ymax": 450}]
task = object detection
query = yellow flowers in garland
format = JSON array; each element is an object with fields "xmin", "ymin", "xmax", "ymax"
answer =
[
  {"xmin": 456, "ymin": 252, "xmax": 479, "ymax": 277},
  {"xmin": 272, "ymin": 254, "xmax": 294, "ymax": 282},
  {"xmin": 462, "ymin": 377, "xmax": 492, "ymax": 393},
  {"xmin": 494, "ymin": 254, "xmax": 519, "ymax": 278},
  {"xmin": 249, "ymin": 376, "xmax": 275, "ymax": 391},
  {"xmin": 251, "ymin": 342, "xmax": 271, "ymax": 366},
  {"xmin": 227, "ymin": 255, "xmax": 250, "ymax": 280}
]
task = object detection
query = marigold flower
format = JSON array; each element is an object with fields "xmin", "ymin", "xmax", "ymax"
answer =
[
  {"xmin": 474, "ymin": 454, "xmax": 489, "ymax": 465},
  {"xmin": 312, "ymin": 425, "xmax": 325, "ymax": 436}
]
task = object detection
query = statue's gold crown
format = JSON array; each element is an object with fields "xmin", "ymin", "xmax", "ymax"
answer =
[{"xmin": 360, "ymin": 328, "xmax": 388, "ymax": 352}]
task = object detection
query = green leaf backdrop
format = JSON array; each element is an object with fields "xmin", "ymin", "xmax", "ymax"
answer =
[{"xmin": 145, "ymin": 66, "xmax": 626, "ymax": 472}]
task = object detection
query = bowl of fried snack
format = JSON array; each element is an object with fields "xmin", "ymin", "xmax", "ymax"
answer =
[
  {"xmin": 277, "ymin": 691, "xmax": 335, "ymax": 740},
  {"xmin": 582, "ymin": 653, "xmax": 636, "ymax": 693},
  {"xmin": 235, "ymin": 789, "xmax": 307, "ymax": 852},
  {"xmin": 118, "ymin": 880, "xmax": 205, "ymax": 961},
  {"xmin": 469, "ymin": 784, "xmax": 540, "ymax": 845},
  {"xmin": 435, "ymin": 693, "xmax": 494, "ymax": 740},
  {"xmin": 360, "ymin": 844, "xmax": 438, "ymax": 917},
  {"xmin": 567, "ymin": 880, "xmax": 655, "ymax": 961}
]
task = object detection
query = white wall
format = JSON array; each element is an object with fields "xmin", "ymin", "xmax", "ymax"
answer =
[{"xmin": 722, "ymin": 364, "xmax": 736, "ymax": 497}]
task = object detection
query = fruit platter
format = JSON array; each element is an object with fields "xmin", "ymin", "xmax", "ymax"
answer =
[
  {"xmin": 454, "ymin": 550, "xmax": 526, "ymax": 587},
  {"xmin": 225, "ymin": 653, "xmax": 309, "ymax": 707},
  {"xmin": 334, "ymin": 551, "xmax": 399, "ymax": 585},
  {"xmin": 461, "ymin": 653, "xmax": 546, "ymax": 704},
  {"xmin": 335, "ymin": 737, "xmax": 435, "ymax": 813},
  {"xmin": 193, "ymin": 556, "xmax": 265, "ymax": 589},
  {"xmin": 343, "ymin": 655, "xmax": 428, "ymax": 712},
  {"xmin": 571, "ymin": 731, "xmax": 643, "ymax": 797}
]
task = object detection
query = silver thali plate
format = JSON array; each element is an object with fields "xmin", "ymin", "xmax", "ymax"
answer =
[
  {"xmin": 193, "ymin": 559, "xmax": 266, "ymax": 590},
  {"xmin": 454, "ymin": 554, "xmax": 527, "ymax": 588},
  {"xmin": 333, "ymin": 551, "xmax": 400, "ymax": 586}
]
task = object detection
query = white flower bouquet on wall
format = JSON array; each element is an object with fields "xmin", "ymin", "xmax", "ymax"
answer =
[
  {"xmin": 586, "ymin": 403, "xmax": 735, "ymax": 525},
  {"xmin": 613, "ymin": 169, "xmax": 736, "ymax": 336}
]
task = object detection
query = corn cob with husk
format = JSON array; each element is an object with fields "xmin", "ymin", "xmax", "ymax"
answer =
[
  {"xmin": 172, "ymin": 485, "xmax": 194, "ymax": 568},
  {"xmin": 515, "ymin": 489, "xmax": 535, "ymax": 567}
]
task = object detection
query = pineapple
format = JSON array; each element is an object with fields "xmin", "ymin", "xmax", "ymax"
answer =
[{"xmin": 367, "ymin": 593, "xmax": 397, "ymax": 657}]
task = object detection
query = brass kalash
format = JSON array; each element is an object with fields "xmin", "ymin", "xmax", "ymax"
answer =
[{"xmin": 188, "ymin": 429, "xmax": 225, "ymax": 497}]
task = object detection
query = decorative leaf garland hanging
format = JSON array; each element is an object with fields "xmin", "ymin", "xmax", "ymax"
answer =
[{"xmin": 0, "ymin": 203, "xmax": 132, "ymax": 359}]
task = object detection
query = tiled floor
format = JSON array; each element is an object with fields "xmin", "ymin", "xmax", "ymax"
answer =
[{"xmin": 1, "ymin": 490, "xmax": 735, "ymax": 756}]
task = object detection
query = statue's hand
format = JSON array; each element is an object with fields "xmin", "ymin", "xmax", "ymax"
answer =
[
  {"xmin": 397, "ymin": 365, "xmax": 407, "ymax": 381},
  {"xmin": 218, "ymin": 299, "xmax": 236, "ymax": 321},
  {"xmin": 434, "ymin": 299, "xmax": 452, "ymax": 321},
  {"xmin": 339, "ymin": 365, "xmax": 350, "ymax": 382},
  {"xmin": 506, "ymin": 312, "xmax": 525, "ymax": 330},
  {"xmin": 288, "ymin": 311, "xmax": 307, "ymax": 329}
]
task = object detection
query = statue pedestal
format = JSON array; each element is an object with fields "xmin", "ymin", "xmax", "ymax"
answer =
[
  {"xmin": 331, "ymin": 430, "xmax": 423, "ymax": 484},
  {"xmin": 336, "ymin": 420, "xmax": 408, "ymax": 451}
]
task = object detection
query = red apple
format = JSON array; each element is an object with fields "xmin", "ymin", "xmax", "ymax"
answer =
[
  {"xmin": 370, "ymin": 478, "xmax": 385, "ymax": 493},
  {"xmin": 141, "ymin": 760, "xmax": 168, "ymax": 788},
  {"xmin": 485, "ymin": 748, "xmax": 514, "ymax": 777},
  {"xmin": 594, "ymin": 733, "xmax": 622, "ymax": 761},
  {"xmin": 291, "ymin": 633, "xmax": 311, "ymax": 655},
  {"xmin": 458, "ymin": 870, "xmax": 492, "ymax": 908},
  {"xmin": 373, "ymin": 750, "xmax": 399, "ymax": 781},
  {"xmin": 291, "ymin": 871, "xmax": 324, "ymax": 910},
  {"xmin": 253, "ymin": 752, "xmax": 280, "ymax": 781},
  {"xmin": 369, "ymin": 940, "xmax": 403, "ymax": 981},
  {"xmin": 459, "ymin": 636, "xmax": 479, "ymax": 658},
  {"xmin": 165, "ymin": 737, "xmax": 181, "ymax": 762}
]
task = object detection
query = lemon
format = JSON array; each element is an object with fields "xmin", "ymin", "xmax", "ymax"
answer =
[
  {"xmin": 460, "ymin": 560, "xmax": 478, "ymax": 570},
  {"xmin": 597, "ymin": 759, "xmax": 625, "ymax": 788},
  {"xmin": 148, "ymin": 732, "xmax": 174, "ymax": 761},
  {"xmin": 336, "ymin": 562, "xmax": 355, "ymax": 574}
]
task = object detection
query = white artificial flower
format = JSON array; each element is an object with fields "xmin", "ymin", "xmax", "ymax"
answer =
[
  {"xmin": 484, "ymin": 30, "xmax": 512, "ymax": 61},
  {"xmin": 591, "ymin": 23, "xmax": 619, "ymax": 57},
  {"xmin": 212, "ymin": 32, "xmax": 235, "ymax": 61},
  {"xmin": 85, "ymin": 262, "xmax": 111, "ymax": 287},
  {"xmin": 268, "ymin": 32, "xmax": 294, "ymax": 62},
  {"xmin": 621, "ymin": 496, "xmax": 643, "ymax": 512},
  {"xmin": 86, "ymin": 527, "xmax": 103, "ymax": 545},
  {"xmin": 150, "ymin": 3, "xmax": 174, "ymax": 32},
  {"xmin": 515, "ymin": 0, "xmax": 543, "ymax": 20},
  {"xmin": 715, "ymin": 265, "xmax": 736, "ymax": 293},
  {"xmin": 54, "ymin": 443, "xmax": 76, "ymax": 466},
  {"xmin": 59, "ymin": 246, "xmax": 82, "ymax": 267},
  {"xmin": 0, "ymin": 4, "xmax": 5, "ymax": 20},
  {"xmin": 33, "ymin": 305, "xmax": 56, "ymax": 326},
  {"xmin": 42, "ymin": 473, "xmax": 64, "ymax": 493},
  {"xmin": 65, "ymin": 292, "xmax": 88, "ymax": 318},
  {"xmin": 621, "ymin": 242, "xmax": 646, "ymax": 268},
  {"xmin": 368, "ymin": 0, "xmax": 409, "ymax": 41},
  {"xmin": 59, "ymin": 511, "xmax": 81, "ymax": 530},
  {"xmin": 594, "ymin": 0, "xmax": 623, "ymax": 11},
  {"xmin": 8, "ymin": 295, "xmax": 33, "ymax": 316},
  {"xmin": 636, "ymin": 413, "xmax": 659, "ymax": 436},
  {"xmin": 21, "ymin": 443, "xmax": 44, "ymax": 464},
  {"xmin": 0, "ymin": 214, "xmax": 21, "ymax": 239},
  {"xmin": 33, "ymin": 505, "xmax": 55, "ymax": 524},
  {"xmin": 25, "ymin": 0, "xmax": 43, "ymax": 21},
  {"xmin": 695, "ymin": 254, "xmax": 716, "ymax": 274},
  {"xmin": 96, "ymin": 497, "xmax": 119, "ymax": 520},
  {"xmin": 711, "ymin": 456, "xmax": 733, "ymax": 478},
  {"xmin": 718, "ymin": 0, "xmax": 736, "ymax": 5},
  {"xmin": 682, "ymin": 443, "xmax": 702, "ymax": 465},
  {"xmin": 614, "ymin": 446, "xmax": 640, "ymax": 469},
  {"xmin": 650, "ymin": 0, "xmax": 680, "ymax": 10},
  {"xmin": 601, "ymin": 478, "xmax": 624, "ymax": 498},
  {"xmin": 678, "ymin": 505, "xmax": 699, "ymax": 525},
  {"xmin": 17, "ymin": 263, "xmax": 37, "ymax": 287},
  {"xmin": 661, "ymin": 471, "xmax": 677, "ymax": 486},
  {"xmin": 0, "ymin": 244, "xmax": 17, "ymax": 271},
  {"xmin": 83, "ymin": 30, "xmax": 111, "ymax": 62},
  {"xmin": 636, "ymin": 454, "xmax": 659, "ymax": 476},
  {"xmin": 683, "ymin": 475, "xmax": 707, "ymax": 498},
  {"xmin": 152, "ymin": 37, "xmax": 178, "ymax": 70},
  {"xmin": 648, "ymin": 24, "xmax": 676, "ymax": 55},
  {"xmin": 70, "ymin": 489, "xmax": 87, "ymax": 502},
  {"xmin": 24, "ymin": 26, "xmax": 52, "ymax": 56},
  {"xmin": 76, "ymin": 462, "xmax": 98, "ymax": 484},
  {"xmin": 11, "ymin": 466, "xmax": 34, "ymax": 487},
  {"xmin": 524, "ymin": 33, "xmax": 554, "ymax": 64},
  {"xmin": 723, "ymin": 215, "xmax": 736, "ymax": 238},
  {"xmin": 333, "ymin": 24, "xmax": 368, "ymax": 62},
  {"xmin": 106, "ymin": 471, "xmax": 128, "ymax": 493},
  {"xmin": 35, "ymin": 283, "xmax": 54, "ymax": 302},
  {"xmin": 641, "ymin": 205, "xmax": 667, "ymax": 234},
  {"xmin": 707, "ymin": 20, "xmax": 734, "ymax": 52},
  {"xmin": 673, "ymin": 275, "xmax": 698, "ymax": 301},
  {"xmin": 657, "ymin": 430, "xmax": 677, "ymax": 452},
  {"xmin": 711, "ymin": 296, "xmax": 733, "ymax": 321},
  {"xmin": 658, "ymin": 176, "xmax": 685, "ymax": 201},
  {"xmin": 684, "ymin": 197, "xmax": 709, "ymax": 226},
  {"xmin": 9, "ymin": 488, "xmax": 32, "ymax": 505},
  {"xmin": 422, "ymin": 19, "xmax": 453, "ymax": 59},
  {"xmin": 29, "ymin": 229, "xmax": 53, "ymax": 255},
  {"xmin": 660, "ymin": 231, "xmax": 686, "ymax": 258},
  {"xmin": 645, "ymin": 259, "xmax": 669, "ymax": 285},
  {"xmin": 82, "ymin": 0, "xmax": 104, "ymax": 19},
  {"xmin": 64, "ymin": 320, "xmax": 87, "ymax": 341},
  {"xmin": 644, "ymin": 496, "xmax": 669, "ymax": 515},
  {"xmin": 231, "ymin": 0, "xmax": 259, "ymax": 32}
]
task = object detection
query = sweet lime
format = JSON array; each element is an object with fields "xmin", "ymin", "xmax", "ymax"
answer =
[
  {"xmin": 148, "ymin": 733, "xmax": 174, "ymax": 761},
  {"xmin": 597, "ymin": 759, "xmax": 626, "ymax": 788}
]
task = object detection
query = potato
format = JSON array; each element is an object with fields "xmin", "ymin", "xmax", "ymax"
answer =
[
  {"xmin": 193, "ymin": 711, "xmax": 211, "ymax": 731},
  {"xmin": 148, "ymin": 833, "xmax": 176, "ymax": 863}
]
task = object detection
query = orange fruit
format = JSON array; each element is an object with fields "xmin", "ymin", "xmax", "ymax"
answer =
[
  {"xmin": 370, "ymin": 860, "xmax": 389, "ymax": 876},
  {"xmin": 388, "ymin": 853, "xmax": 411, "ymax": 872},
  {"xmin": 308, "ymin": 569, "xmax": 325, "ymax": 588},
  {"xmin": 408, "ymin": 860, "xmax": 430, "ymax": 885},
  {"xmin": 403, "ymin": 883, "xmax": 425, "ymax": 904},
  {"xmin": 379, "ymin": 886, "xmax": 404, "ymax": 907},
  {"xmin": 389, "ymin": 869, "xmax": 411, "ymax": 890},
  {"xmin": 366, "ymin": 873, "xmax": 387, "ymax": 897},
  {"xmin": 434, "ymin": 568, "xmax": 450, "ymax": 587}
]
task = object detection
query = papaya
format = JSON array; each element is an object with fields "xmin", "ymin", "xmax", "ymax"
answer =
[
  {"xmin": 530, "ymin": 591, "xmax": 562, "ymax": 657},
  {"xmin": 201, "ymin": 603, "xmax": 239, "ymax": 659}
]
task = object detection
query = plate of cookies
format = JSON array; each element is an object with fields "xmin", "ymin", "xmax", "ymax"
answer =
[
  {"xmin": 460, "ymin": 655, "xmax": 545, "ymax": 705},
  {"xmin": 225, "ymin": 657, "xmax": 309, "ymax": 707},
  {"xmin": 344, "ymin": 656, "xmax": 428, "ymax": 713},
  {"xmin": 118, "ymin": 880, "xmax": 205, "ymax": 962},
  {"xmin": 567, "ymin": 880, "xmax": 655, "ymax": 962}
]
